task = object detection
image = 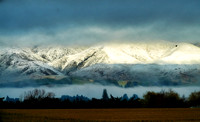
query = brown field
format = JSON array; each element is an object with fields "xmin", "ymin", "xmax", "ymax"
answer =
[{"xmin": 0, "ymin": 108, "xmax": 200, "ymax": 121}]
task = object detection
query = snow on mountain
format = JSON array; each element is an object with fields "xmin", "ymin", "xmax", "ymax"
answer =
[
  {"xmin": 53, "ymin": 41, "xmax": 200, "ymax": 70},
  {"xmin": 160, "ymin": 43, "xmax": 200, "ymax": 64},
  {"xmin": 0, "ymin": 48, "xmax": 65, "ymax": 82},
  {"xmin": 50, "ymin": 46, "xmax": 109, "ymax": 73},
  {"xmin": 32, "ymin": 46, "xmax": 86, "ymax": 62},
  {"xmin": 0, "ymin": 41, "xmax": 200, "ymax": 87},
  {"xmin": 50, "ymin": 41, "xmax": 182, "ymax": 74}
]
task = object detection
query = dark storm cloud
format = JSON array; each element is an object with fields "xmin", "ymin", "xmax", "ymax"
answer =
[
  {"xmin": 0, "ymin": 0, "xmax": 200, "ymax": 46},
  {"xmin": 1, "ymin": 0, "xmax": 200, "ymax": 30}
]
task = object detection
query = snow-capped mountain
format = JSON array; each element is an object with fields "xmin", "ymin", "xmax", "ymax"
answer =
[
  {"xmin": 0, "ymin": 48, "xmax": 65, "ymax": 82},
  {"xmin": 0, "ymin": 41, "xmax": 200, "ymax": 87}
]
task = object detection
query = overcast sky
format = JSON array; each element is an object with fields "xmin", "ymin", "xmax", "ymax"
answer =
[{"xmin": 0, "ymin": 0, "xmax": 200, "ymax": 46}]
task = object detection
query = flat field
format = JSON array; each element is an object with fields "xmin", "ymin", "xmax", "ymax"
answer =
[{"xmin": 0, "ymin": 108, "xmax": 200, "ymax": 121}]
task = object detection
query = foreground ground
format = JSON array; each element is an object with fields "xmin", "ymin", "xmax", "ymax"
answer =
[{"xmin": 0, "ymin": 108, "xmax": 200, "ymax": 121}]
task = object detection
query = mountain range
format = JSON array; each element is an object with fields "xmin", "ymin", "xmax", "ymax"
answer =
[{"xmin": 1, "ymin": 41, "xmax": 200, "ymax": 87}]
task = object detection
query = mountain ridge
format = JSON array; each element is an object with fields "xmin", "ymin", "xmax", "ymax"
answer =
[{"xmin": 0, "ymin": 41, "xmax": 200, "ymax": 87}]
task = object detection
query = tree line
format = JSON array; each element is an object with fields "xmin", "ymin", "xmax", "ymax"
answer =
[{"xmin": 0, "ymin": 89, "xmax": 200, "ymax": 108}]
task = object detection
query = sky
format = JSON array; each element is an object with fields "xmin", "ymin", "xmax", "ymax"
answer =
[{"xmin": 0, "ymin": 0, "xmax": 200, "ymax": 47}]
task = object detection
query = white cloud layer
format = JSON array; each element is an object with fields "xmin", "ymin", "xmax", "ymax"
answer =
[{"xmin": 0, "ymin": 84, "xmax": 199, "ymax": 99}]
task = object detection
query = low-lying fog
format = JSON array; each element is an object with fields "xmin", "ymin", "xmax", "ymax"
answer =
[{"xmin": 0, "ymin": 84, "xmax": 199, "ymax": 99}]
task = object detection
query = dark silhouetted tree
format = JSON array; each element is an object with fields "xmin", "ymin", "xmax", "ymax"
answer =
[
  {"xmin": 143, "ymin": 89, "xmax": 183, "ymax": 108},
  {"xmin": 102, "ymin": 89, "xmax": 109, "ymax": 100},
  {"xmin": 188, "ymin": 91, "xmax": 200, "ymax": 107},
  {"xmin": 130, "ymin": 94, "xmax": 139, "ymax": 100},
  {"xmin": 121, "ymin": 94, "xmax": 129, "ymax": 101},
  {"xmin": 0, "ymin": 97, "xmax": 4, "ymax": 103},
  {"xmin": 22, "ymin": 89, "xmax": 55, "ymax": 101}
]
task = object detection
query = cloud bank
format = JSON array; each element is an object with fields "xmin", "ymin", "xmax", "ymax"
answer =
[
  {"xmin": 0, "ymin": 0, "xmax": 200, "ymax": 46},
  {"xmin": 0, "ymin": 85, "xmax": 200, "ymax": 99}
]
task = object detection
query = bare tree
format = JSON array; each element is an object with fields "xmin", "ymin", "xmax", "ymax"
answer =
[{"xmin": 22, "ymin": 89, "xmax": 55, "ymax": 101}]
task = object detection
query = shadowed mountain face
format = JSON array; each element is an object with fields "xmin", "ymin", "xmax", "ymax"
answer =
[
  {"xmin": 194, "ymin": 43, "xmax": 200, "ymax": 48},
  {"xmin": 0, "ymin": 41, "xmax": 200, "ymax": 87}
]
